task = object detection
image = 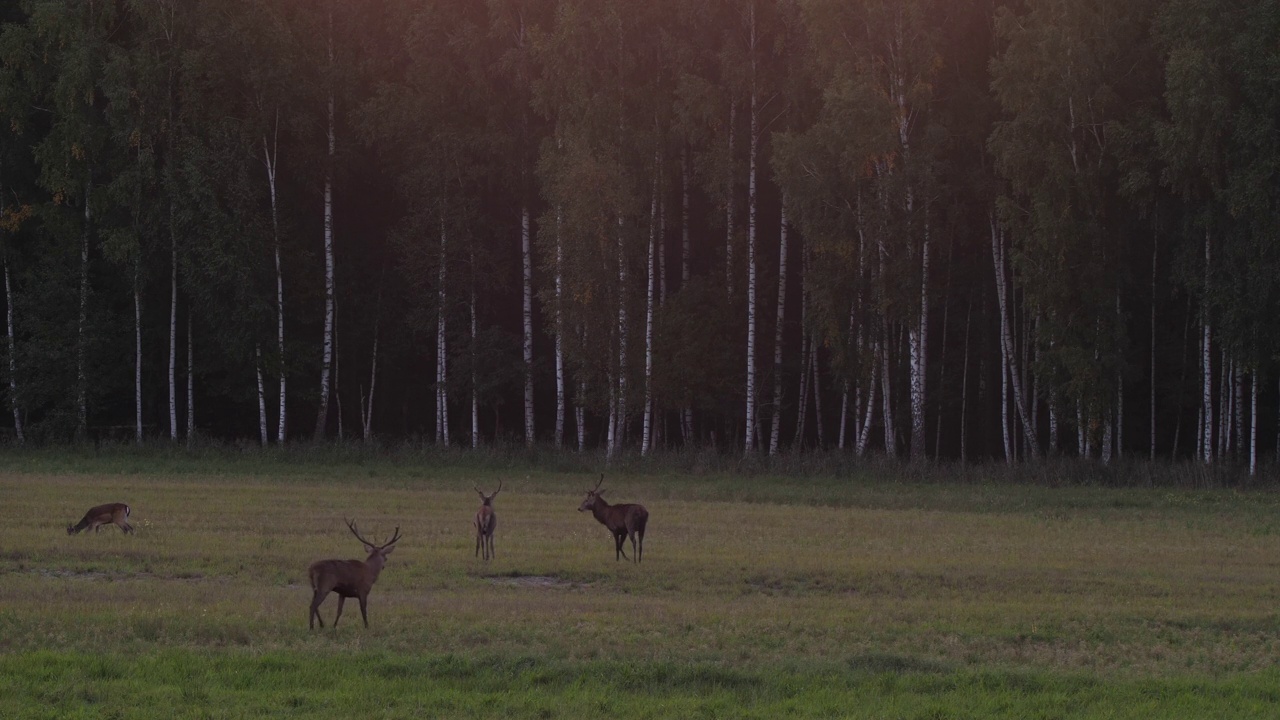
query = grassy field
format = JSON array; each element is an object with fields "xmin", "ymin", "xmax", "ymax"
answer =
[{"xmin": 1, "ymin": 448, "xmax": 1279, "ymax": 717}]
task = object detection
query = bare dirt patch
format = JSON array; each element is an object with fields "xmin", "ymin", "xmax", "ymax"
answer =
[{"xmin": 485, "ymin": 574, "xmax": 588, "ymax": 590}]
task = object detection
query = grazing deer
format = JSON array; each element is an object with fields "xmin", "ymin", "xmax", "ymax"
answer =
[
  {"xmin": 578, "ymin": 474, "xmax": 648, "ymax": 563},
  {"xmin": 474, "ymin": 480, "xmax": 502, "ymax": 561},
  {"xmin": 308, "ymin": 519, "xmax": 401, "ymax": 629},
  {"xmin": 66, "ymin": 503, "xmax": 134, "ymax": 535}
]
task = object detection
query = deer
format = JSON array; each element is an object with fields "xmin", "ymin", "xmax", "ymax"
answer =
[
  {"xmin": 473, "ymin": 480, "xmax": 502, "ymax": 561},
  {"xmin": 307, "ymin": 519, "xmax": 401, "ymax": 629},
  {"xmin": 578, "ymin": 474, "xmax": 648, "ymax": 563},
  {"xmin": 66, "ymin": 503, "xmax": 134, "ymax": 535}
]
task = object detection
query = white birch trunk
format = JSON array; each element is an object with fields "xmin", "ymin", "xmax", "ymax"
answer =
[
  {"xmin": 856, "ymin": 342, "xmax": 877, "ymax": 457},
  {"xmin": 1150, "ymin": 234, "xmax": 1157, "ymax": 460},
  {"xmin": 681, "ymin": 148, "xmax": 693, "ymax": 445},
  {"xmin": 725, "ymin": 103, "xmax": 736, "ymax": 298},
  {"xmin": 437, "ymin": 215, "xmax": 449, "ymax": 446},
  {"xmin": 1000, "ymin": 328, "xmax": 1012, "ymax": 464},
  {"xmin": 908, "ymin": 212, "xmax": 929, "ymax": 461},
  {"xmin": 134, "ymin": 275, "xmax": 142, "ymax": 443},
  {"xmin": 0, "ymin": 170, "xmax": 20, "ymax": 443},
  {"xmin": 743, "ymin": 27, "xmax": 759, "ymax": 455},
  {"xmin": 881, "ymin": 323, "xmax": 895, "ymax": 456},
  {"xmin": 554, "ymin": 205, "xmax": 565, "ymax": 449},
  {"xmin": 470, "ymin": 257, "xmax": 478, "ymax": 448},
  {"xmin": 314, "ymin": 10, "xmax": 336, "ymax": 440},
  {"xmin": 264, "ymin": 119, "xmax": 286, "ymax": 444},
  {"xmin": 642, "ymin": 167, "xmax": 657, "ymax": 455},
  {"xmin": 959, "ymin": 301, "xmax": 972, "ymax": 463},
  {"xmin": 1077, "ymin": 399, "xmax": 1087, "ymax": 458},
  {"xmin": 169, "ymin": 207, "xmax": 177, "ymax": 440},
  {"xmin": 256, "ymin": 345, "xmax": 268, "ymax": 446},
  {"xmin": 522, "ymin": 203, "xmax": 534, "ymax": 447},
  {"xmin": 612, "ymin": 211, "xmax": 628, "ymax": 456},
  {"xmin": 4, "ymin": 249, "xmax": 22, "ymax": 444},
  {"xmin": 1233, "ymin": 359, "xmax": 1244, "ymax": 462},
  {"xmin": 768, "ymin": 204, "xmax": 789, "ymax": 455},
  {"xmin": 78, "ymin": 176, "xmax": 91, "ymax": 438},
  {"xmin": 1249, "ymin": 370, "xmax": 1257, "ymax": 476},
  {"xmin": 362, "ymin": 287, "xmax": 380, "ymax": 442},
  {"xmin": 811, "ymin": 336, "xmax": 825, "ymax": 447},
  {"xmin": 186, "ymin": 317, "xmax": 194, "ymax": 442},
  {"xmin": 576, "ymin": 376, "xmax": 587, "ymax": 452},
  {"xmin": 1201, "ymin": 229, "xmax": 1213, "ymax": 463},
  {"xmin": 991, "ymin": 214, "xmax": 1038, "ymax": 459}
]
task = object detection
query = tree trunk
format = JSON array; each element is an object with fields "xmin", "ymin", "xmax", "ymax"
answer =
[
  {"xmin": 554, "ymin": 204, "xmax": 565, "ymax": 449},
  {"xmin": 769, "ymin": 204, "xmax": 789, "ymax": 455},
  {"xmin": 991, "ymin": 213, "xmax": 1039, "ymax": 459},
  {"xmin": 1250, "ymin": 369, "xmax": 1257, "ymax": 476},
  {"xmin": 908, "ymin": 212, "xmax": 930, "ymax": 462},
  {"xmin": 264, "ymin": 119, "xmax": 287, "ymax": 444},
  {"xmin": 681, "ymin": 149, "xmax": 693, "ymax": 445},
  {"xmin": 960, "ymin": 301, "xmax": 972, "ymax": 463},
  {"xmin": 611, "ymin": 211, "xmax": 628, "ymax": 457},
  {"xmin": 1150, "ymin": 233, "xmax": 1157, "ymax": 460},
  {"xmin": 1233, "ymin": 359, "xmax": 1244, "ymax": 463},
  {"xmin": 3, "ymin": 248, "xmax": 22, "ymax": 444},
  {"xmin": 811, "ymin": 336, "xmax": 824, "ymax": 448},
  {"xmin": 1201, "ymin": 229, "xmax": 1212, "ymax": 463},
  {"xmin": 470, "ymin": 253, "xmax": 478, "ymax": 448},
  {"xmin": 186, "ymin": 316, "xmax": 194, "ymax": 444},
  {"xmin": 132, "ymin": 271, "xmax": 141, "ymax": 443},
  {"xmin": 256, "ymin": 345, "xmax": 268, "ymax": 446},
  {"xmin": 362, "ymin": 283, "xmax": 381, "ymax": 443},
  {"xmin": 744, "ymin": 31, "xmax": 759, "ymax": 455},
  {"xmin": 642, "ymin": 163, "xmax": 658, "ymax": 456},
  {"xmin": 169, "ymin": 202, "xmax": 177, "ymax": 441},
  {"xmin": 78, "ymin": 176, "xmax": 91, "ymax": 439},
  {"xmin": 725, "ymin": 103, "xmax": 736, "ymax": 299},
  {"xmin": 437, "ymin": 214, "xmax": 449, "ymax": 446},
  {"xmin": 522, "ymin": 203, "xmax": 534, "ymax": 447},
  {"xmin": 881, "ymin": 321, "xmax": 895, "ymax": 457},
  {"xmin": 856, "ymin": 341, "xmax": 877, "ymax": 457},
  {"xmin": 314, "ymin": 9, "xmax": 336, "ymax": 440}
]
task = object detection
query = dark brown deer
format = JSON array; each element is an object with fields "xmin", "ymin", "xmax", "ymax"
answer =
[
  {"xmin": 578, "ymin": 474, "xmax": 648, "ymax": 563},
  {"xmin": 66, "ymin": 503, "xmax": 134, "ymax": 535},
  {"xmin": 474, "ymin": 480, "xmax": 502, "ymax": 561},
  {"xmin": 307, "ymin": 519, "xmax": 401, "ymax": 629}
]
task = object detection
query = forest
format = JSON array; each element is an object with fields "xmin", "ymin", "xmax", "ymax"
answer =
[{"xmin": 0, "ymin": 0, "xmax": 1275, "ymax": 468}]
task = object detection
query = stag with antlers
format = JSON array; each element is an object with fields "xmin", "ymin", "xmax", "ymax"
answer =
[
  {"xmin": 307, "ymin": 519, "xmax": 401, "ymax": 629},
  {"xmin": 578, "ymin": 474, "xmax": 648, "ymax": 563},
  {"xmin": 474, "ymin": 480, "xmax": 502, "ymax": 561}
]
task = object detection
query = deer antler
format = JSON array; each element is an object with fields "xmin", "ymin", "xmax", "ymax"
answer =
[
  {"xmin": 493, "ymin": 479, "xmax": 503, "ymax": 496},
  {"xmin": 346, "ymin": 519, "xmax": 401, "ymax": 550},
  {"xmin": 592, "ymin": 473, "xmax": 605, "ymax": 492}
]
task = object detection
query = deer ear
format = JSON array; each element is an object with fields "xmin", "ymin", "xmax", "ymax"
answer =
[
  {"xmin": 596, "ymin": 489, "xmax": 605, "ymax": 496},
  {"xmin": 382, "ymin": 544, "xmax": 396, "ymax": 555}
]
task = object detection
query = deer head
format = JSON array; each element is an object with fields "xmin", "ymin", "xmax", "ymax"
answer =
[
  {"xmin": 475, "ymin": 479, "xmax": 502, "ymax": 507},
  {"xmin": 578, "ymin": 474, "xmax": 607, "ymax": 513},
  {"xmin": 346, "ymin": 518, "xmax": 400, "ymax": 572}
]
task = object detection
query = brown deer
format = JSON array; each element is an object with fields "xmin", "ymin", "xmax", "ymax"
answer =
[
  {"xmin": 578, "ymin": 474, "xmax": 648, "ymax": 563},
  {"xmin": 474, "ymin": 480, "xmax": 502, "ymax": 561},
  {"xmin": 66, "ymin": 503, "xmax": 134, "ymax": 535},
  {"xmin": 307, "ymin": 519, "xmax": 401, "ymax": 629}
]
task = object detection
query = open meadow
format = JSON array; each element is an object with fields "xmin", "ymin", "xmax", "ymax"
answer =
[{"xmin": 1, "ymin": 449, "xmax": 1279, "ymax": 718}]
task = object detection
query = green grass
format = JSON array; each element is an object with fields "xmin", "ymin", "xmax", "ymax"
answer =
[{"xmin": 1, "ymin": 450, "xmax": 1279, "ymax": 717}]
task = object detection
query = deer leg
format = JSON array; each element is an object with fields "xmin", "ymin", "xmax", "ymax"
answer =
[
  {"xmin": 489, "ymin": 534, "xmax": 496, "ymax": 560},
  {"xmin": 333, "ymin": 596, "xmax": 346, "ymax": 627},
  {"xmin": 358, "ymin": 594, "xmax": 369, "ymax": 628},
  {"xmin": 629, "ymin": 531, "xmax": 639, "ymax": 563},
  {"xmin": 309, "ymin": 592, "xmax": 326, "ymax": 629},
  {"xmin": 615, "ymin": 532, "xmax": 630, "ymax": 561}
]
